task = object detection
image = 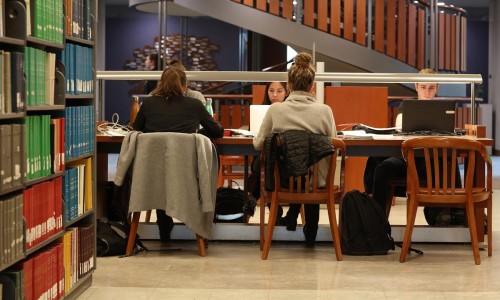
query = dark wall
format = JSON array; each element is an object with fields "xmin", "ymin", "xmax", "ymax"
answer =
[
  {"xmin": 466, "ymin": 20, "xmax": 489, "ymax": 101},
  {"xmin": 104, "ymin": 7, "xmax": 241, "ymax": 123}
]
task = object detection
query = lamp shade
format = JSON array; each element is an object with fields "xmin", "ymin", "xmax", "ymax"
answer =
[{"xmin": 129, "ymin": 0, "xmax": 204, "ymax": 16}]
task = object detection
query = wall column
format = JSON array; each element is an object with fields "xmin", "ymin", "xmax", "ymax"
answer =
[{"xmin": 489, "ymin": 0, "xmax": 500, "ymax": 153}]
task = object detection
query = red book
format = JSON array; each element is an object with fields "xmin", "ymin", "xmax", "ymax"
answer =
[
  {"xmin": 33, "ymin": 252, "xmax": 48, "ymax": 300},
  {"xmin": 56, "ymin": 243, "xmax": 64, "ymax": 299},
  {"xmin": 54, "ymin": 177, "xmax": 63, "ymax": 232},
  {"xmin": 18, "ymin": 257, "xmax": 34, "ymax": 300}
]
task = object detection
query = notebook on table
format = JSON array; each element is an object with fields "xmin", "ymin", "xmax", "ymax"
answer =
[
  {"xmin": 249, "ymin": 105, "xmax": 270, "ymax": 134},
  {"xmin": 400, "ymin": 100, "xmax": 457, "ymax": 135}
]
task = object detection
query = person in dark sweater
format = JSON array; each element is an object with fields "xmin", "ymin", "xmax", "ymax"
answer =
[
  {"xmin": 143, "ymin": 53, "xmax": 158, "ymax": 94},
  {"xmin": 133, "ymin": 66, "xmax": 224, "ymax": 242}
]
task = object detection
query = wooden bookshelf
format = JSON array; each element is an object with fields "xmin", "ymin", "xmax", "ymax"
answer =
[{"xmin": 0, "ymin": 0, "xmax": 97, "ymax": 299}]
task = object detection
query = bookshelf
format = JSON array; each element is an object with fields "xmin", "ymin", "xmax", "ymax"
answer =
[{"xmin": 0, "ymin": 0, "xmax": 96, "ymax": 299}]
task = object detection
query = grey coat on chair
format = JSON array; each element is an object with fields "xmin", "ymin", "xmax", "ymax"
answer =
[{"xmin": 114, "ymin": 131, "xmax": 219, "ymax": 239}]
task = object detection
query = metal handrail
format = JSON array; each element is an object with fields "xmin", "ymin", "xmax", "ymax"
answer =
[
  {"xmin": 96, "ymin": 70, "xmax": 482, "ymax": 84},
  {"xmin": 96, "ymin": 70, "xmax": 483, "ymax": 123}
]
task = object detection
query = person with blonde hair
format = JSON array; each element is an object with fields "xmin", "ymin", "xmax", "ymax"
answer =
[
  {"xmin": 253, "ymin": 52, "xmax": 336, "ymax": 246},
  {"xmin": 133, "ymin": 67, "xmax": 223, "ymax": 242},
  {"xmin": 366, "ymin": 68, "xmax": 452, "ymax": 218}
]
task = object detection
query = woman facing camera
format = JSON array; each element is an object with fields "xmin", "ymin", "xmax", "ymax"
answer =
[
  {"xmin": 133, "ymin": 67, "xmax": 224, "ymax": 242},
  {"xmin": 263, "ymin": 81, "xmax": 288, "ymax": 105},
  {"xmin": 253, "ymin": 52, "xmax": 337, "ymax": 246}
]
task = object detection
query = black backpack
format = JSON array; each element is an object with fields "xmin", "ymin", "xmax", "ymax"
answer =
[
  {"xmin": 340, "ymin": 190, "xmax": 395, "ymax": 255},
  {"xmin": 96, "ymin": 219, "xmax": 147, "ymax": 257}
]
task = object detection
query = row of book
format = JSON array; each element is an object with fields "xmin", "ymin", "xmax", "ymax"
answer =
[
  {"xmin": 50, "ymin": 118, "xmax": 65, "ymax": 174},
  {"xmin": 1, "ymin": 50, "xmax": 26, "ymax": 114},
  {"xmin": 0, "ymin": 193, "xmax": 24, "ymax": 268},
  {"xmin": 2, "ymin": 223, "xmax": 94, "ymax": 300},
  {"xmin": 65, "ymin": 106, "xmax": 94, "ymax": 159},
  {"xmin": 63, "ymin": 158, "xmax": 93, "ymax": 223},
  {"xmin": 0, "ymin": 124, "xmax": 23, "ymax": 192},
  {"xmin": 65, "ymin": 0, "xmax": 93, "ymax": 41},
  {"xmin": 24, "ymin": 177, "xmax": 63, "ymax": 250},
  {"xmin": 57, "ymin": 43, "xmax": 94, "ymax": 95},
  {"xmin": 29, "ymin": 0, "xmax": 65, "ymax": 44},
  {"xmin": 24, "ymin": 115, "xmax": 52, "ymax": 181},
  {"xmin": 25, "ymin": 47, "xmax": 57, "ymax": 107},
  {"xmin": 61, "ymin": 225, "xmax": 95, "ymax": 294}
]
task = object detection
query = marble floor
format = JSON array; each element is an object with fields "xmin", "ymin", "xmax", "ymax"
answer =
[
  {"xmin": 78, "ymin": 192, "xmax": 500, "ymax": 300},
  {"xmin": 77, "ymin": 155, "xmax": 500, "ymax": 299}
]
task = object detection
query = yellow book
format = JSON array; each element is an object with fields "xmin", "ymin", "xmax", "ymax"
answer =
[{"xmin": 84, "ymin": 157, "xmax": 93, "ymax": 211}]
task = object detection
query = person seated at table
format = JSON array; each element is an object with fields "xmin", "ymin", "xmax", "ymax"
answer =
[
  {"xmin": 168, "ymin": 59, "xmax": 207, "ymax": 105},
  {"xmin": 365, "ymin": 69, "xmax": 438, "ymax": 210},
  {"xmin": 252, "ymin": 52, "xmax": 337, "ymax": 246},
  {"xmin": 133, "ymin": 66, "xmax": 224, "ymax": 242},
  {"xmin": 365, "ymin": 68, "xmax": 464, "ymax": 226},
  {"xmin": 247, "ymin": 82, "xmax": 289, "ymax": 219}
]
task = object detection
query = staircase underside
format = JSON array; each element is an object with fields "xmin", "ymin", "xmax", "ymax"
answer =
[{"xmin": 175, "ymin": 0, "xmax": 421, "ymax": 95}]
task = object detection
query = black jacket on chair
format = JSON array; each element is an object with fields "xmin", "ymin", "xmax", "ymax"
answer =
[{"xmin": 264, "ymin": 130, "xmax": 334, "ymax": 191}]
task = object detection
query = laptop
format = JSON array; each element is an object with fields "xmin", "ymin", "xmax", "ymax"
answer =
[
  {"xmin": 400, "ymin": 100, "xmax": 456, "ymax": 134},
  {"xmin": 249, "ymin": 105, "xmax": 270, "ymax": 134}
]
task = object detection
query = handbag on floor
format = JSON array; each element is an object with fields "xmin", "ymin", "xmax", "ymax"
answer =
[{"xmin": 214, "ymin": 185, "xmax": 255, "ymax": 223}]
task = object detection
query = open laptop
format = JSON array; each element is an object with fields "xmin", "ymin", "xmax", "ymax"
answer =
[
  {"xmin": 400, "ymin": 100, "xmax": 456, "ymax": 134},
  {"xmin": 249, "ymin": 105, "xmax": 270, "ymax": 134}
]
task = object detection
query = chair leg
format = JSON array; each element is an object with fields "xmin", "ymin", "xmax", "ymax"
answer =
[
  {"xmin": 145, "ymin": 210, "xmax": 152, "ymax": 223},
  {"xmin": 217, "ymin": 161, "xmax": 224, "ymax": 188},
  {"xmin": 196, "ymin": 234, "xmax": 206, "ymax": 257},
  {"xmin": 299, "ymin": 204, "xmax": 306, "ymax": 224},
  {"xmin": 326, "ymin": 200, "xmax": 343, "ymax": 261},
  {"xmin": 126, "ymin": 212, "xmax": 141, "ymax": 256},
  {"xmin": 386, "ymin": 185, "xmax": 397, "ymax": 217},
  {"xmin": 488, "ymin": 197, "xmax": 493, "ymax": 257},
  {"xmin": 262, "ymin": 199, "xmax": 278, "ymax": 260},
  {"xmin": 260, "ymin": 196, "xmax": 266, "ymax": 251},
  {"xmin": 465, "ymin": 202, "xmax": 481, "ymax": 265},
  {"xmin": 399, "ymin": 199, "xmax": 418, "ymax": 263}
]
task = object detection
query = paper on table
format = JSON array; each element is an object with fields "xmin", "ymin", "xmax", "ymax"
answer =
[
  {"xmin": 228, "ymin": 129, "xmax": 255, "ymax": 137},
  {"xmin": 339, "ymin": 130, "xmax": 374, "ymax": 139}
]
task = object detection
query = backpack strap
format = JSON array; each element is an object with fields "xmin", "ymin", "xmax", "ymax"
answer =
[{"xmin": 394, "ymin": 242, "xmax": 424, "ymax": 255}]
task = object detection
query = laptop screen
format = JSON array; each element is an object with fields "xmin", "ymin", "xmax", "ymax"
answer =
[
  {"xmin": 249, "ymin": 105, "xmax": 270, "ymax": 134},
  {"xmin": 400, "ymin": 100, "xmax": 456, "ymax": 133}
]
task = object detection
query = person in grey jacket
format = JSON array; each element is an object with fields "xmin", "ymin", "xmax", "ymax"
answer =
[{"xmin": 252, "ymin": 52, "xmax": 337, "ymax": 246}]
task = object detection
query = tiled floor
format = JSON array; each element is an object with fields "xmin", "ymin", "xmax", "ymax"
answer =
[
  {"xmin": 78, "ymin": 190, "xmax": 500, "ymax": 300},
  {"xmin": 78, "ymin": 155, "xmax": 500, "ymax": 299}
]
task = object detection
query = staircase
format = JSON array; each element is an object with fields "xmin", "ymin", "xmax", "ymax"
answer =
[{"xmin": 174, "ymin": 0, "xmax": 467, "ymax": 76}]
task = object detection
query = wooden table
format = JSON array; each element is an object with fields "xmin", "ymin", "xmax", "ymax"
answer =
[{"xmin": 96, "ymin": 134, "xmax": 493, "ymax": 242}]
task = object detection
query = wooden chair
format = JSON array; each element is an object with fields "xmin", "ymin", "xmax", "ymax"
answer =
[
  {"xmin": 116, "ymin": 132, "xmax": 218, "ymax": 257},
  {"xmin": 217, "ymin": 155, "xmax": 246, "ymax": 188},
  {"xmin": 259, "ymin": 137, "xmax": 345, "ymax": 260},
  {"xmin": 126, "ymin": 212, "xmax": 206, "ymax": 257},
  {"xmin": 400, "ymin": 137, "xmax": 492, "ymax": 264}
]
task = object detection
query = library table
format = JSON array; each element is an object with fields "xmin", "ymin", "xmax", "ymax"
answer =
[{"xmin": 96, "ymin": 134, "xmax": 493, "ymax": 243}]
